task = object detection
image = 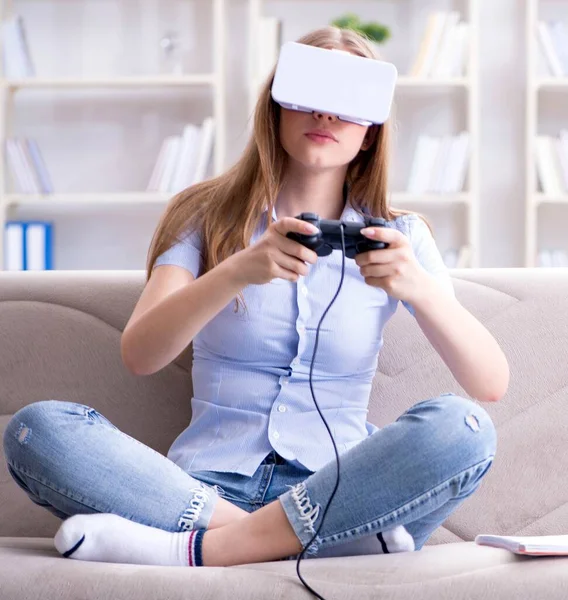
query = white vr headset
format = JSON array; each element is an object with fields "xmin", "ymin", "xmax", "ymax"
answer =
[{"xmin": 271, "ymin": 41, "xmax": 398, "ymax": 127}]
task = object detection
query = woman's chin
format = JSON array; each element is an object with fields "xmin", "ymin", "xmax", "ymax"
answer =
[{"xmin": 292, "ymin": 152, "xmax": 344, "ymax": 171}]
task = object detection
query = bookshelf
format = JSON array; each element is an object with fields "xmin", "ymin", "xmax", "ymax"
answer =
[
  {"xmin": 0, "ymin": 0, "xmax": 227, "ymax": 270},
  {"xmin": 1, "ymin": 75, "xmax": 217, "ymax": 89},
  {"xmin": 247, "ymin": 0, "xmax": 480, "ymax": 268},
  {"xmin": 526, "ymin": 0, "xmax": 568, "ymax": 267}
]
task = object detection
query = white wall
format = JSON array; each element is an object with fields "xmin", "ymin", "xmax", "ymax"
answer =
[{"xmin": 10, "ymin": 0, "xmax": 542, "ymax": 269}]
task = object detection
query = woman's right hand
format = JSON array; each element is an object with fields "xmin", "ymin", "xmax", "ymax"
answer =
[{"xmin": 228, "ymin": 217, "xmax": 319, "ymax": 286}]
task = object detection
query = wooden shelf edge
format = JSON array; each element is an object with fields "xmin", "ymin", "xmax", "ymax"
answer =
[
  {"xmin": 4, "ymin": 193, "xmax": 173, "ymax": 205},
  {"xmin": 2, "ymin": 74, "xmax": 217, "ymax": 90}
]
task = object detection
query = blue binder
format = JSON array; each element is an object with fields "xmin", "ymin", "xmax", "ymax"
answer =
[{"xmin": 3, "ymin": 221, "xmax": 53, "ymax": 270}]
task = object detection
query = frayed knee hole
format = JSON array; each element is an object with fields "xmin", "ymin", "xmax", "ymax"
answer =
[{"xmin": 16, "ymin": 424, "xmax": 31, "ymax": 444}]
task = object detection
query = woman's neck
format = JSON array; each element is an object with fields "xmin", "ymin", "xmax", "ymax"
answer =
[{"xmin": 275, "ymin": 166, "xmax": 348, "ymax": 221}]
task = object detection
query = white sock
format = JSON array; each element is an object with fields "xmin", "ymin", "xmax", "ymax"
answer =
[
  {"xmin": 54, "ymin": 513, "xmax": 205, "ymax": 567},
  {"xmin": 377, "ymin": 524, "xmax": 415, "ymax": 553}
]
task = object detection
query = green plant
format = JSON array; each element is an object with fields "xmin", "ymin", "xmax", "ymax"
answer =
[{"xmin": 331, "ymin": 13, "xmax": 391, "ymax": 44}]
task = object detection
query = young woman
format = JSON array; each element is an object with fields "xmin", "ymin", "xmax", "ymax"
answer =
[{"xmin": 3, "ymin": 27, "xmax": 508, "ymax": 569}]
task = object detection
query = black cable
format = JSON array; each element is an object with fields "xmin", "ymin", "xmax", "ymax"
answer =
[{"xmin": 295, "ymin": 224, "xmax": 347, "ymax": 600}]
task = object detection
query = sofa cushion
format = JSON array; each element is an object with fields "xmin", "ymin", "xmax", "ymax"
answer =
[
  {"xmin": 1, "ymin": 536, "xmax": 567, "ymax": 600},
  {"xmin": 1, "ymin": 269, "xmax": 568, "ymax": 549}
]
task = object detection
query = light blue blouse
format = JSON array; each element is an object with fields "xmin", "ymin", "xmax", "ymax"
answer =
[{"xmin": 153, "ymin": 201, "xmax": 455, "ymax": 476}]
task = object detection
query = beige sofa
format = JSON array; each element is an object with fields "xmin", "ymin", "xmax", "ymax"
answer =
[{"xmin": 1, "ymin": 269, "xmax": 567, "ymax": 600}]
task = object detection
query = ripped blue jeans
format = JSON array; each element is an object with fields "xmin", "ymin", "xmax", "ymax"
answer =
[{"xmin": 2, "ymin": 394, "xmax": 496, "ymax": 560}]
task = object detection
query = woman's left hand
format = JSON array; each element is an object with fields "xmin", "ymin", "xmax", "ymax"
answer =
[{"xmin": 355, "ymin": 225, "xmax": 429, "ymax": 304}]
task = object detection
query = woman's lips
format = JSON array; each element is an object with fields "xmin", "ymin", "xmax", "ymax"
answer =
[{"xmin": 305, "ymin": 133, "xmax": 337, "ymax": 144}]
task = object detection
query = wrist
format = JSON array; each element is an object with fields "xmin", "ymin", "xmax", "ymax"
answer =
[
  {"xmin": 405, "ymin": 271, "xmax": 440, "ymax": 314},
  {"xmin": 217, "ymin": 253, "xmax": 251, "ymax": 291}
]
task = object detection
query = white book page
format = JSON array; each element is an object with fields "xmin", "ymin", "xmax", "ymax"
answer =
[
  {"xmin": 5, "ymin": 223, "xmax": 24, "ymax": 270},
  {"xmin": 476, "ymin": 534, "xmax": 568, "ymax": 554}
]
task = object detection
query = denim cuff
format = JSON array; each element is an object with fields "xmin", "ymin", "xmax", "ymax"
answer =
[
  {"xmin": 278, "ymin": 481, "xmax": 323, "ymax": 557},
  {"xmin": 177, "ymin": 482, "xmax": 221, "ymax": 532}
]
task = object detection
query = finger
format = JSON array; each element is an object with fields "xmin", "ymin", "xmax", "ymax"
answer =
[
  {"xmin": 274, "ymin": 252, "xmax": 310, "ymax": 277},
  {"xmin": 277, "ymin": 236, "xmax": 318, "ymax": 264},
  {"xmin": 364, "ymin": 276, "xmax": 388, "ymax": 288},
  {"xmin": 273, "ymin": 217, "xmax": 319, "ymax": 237},
  {"xmin": 359, "ymin": 226, "xmax": 406, "ymax": 247},
  {"xmin": 359, "ymin": 263, "xmax": 398, "ymax": 279},
  {"xmin": 274, "ymin": 267, "xmax": 303, "ymax": 282},
  {"xmin": 355, "ymin": 248, "xmax": 401, "ymax": 266}
]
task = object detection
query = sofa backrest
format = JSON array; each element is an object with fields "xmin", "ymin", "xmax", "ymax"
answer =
[{"xmin": 1, "ymin": 269, "xmax": 567, "ymax": 545}]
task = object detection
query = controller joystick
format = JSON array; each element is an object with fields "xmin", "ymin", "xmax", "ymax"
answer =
[{"xmin": 287, "ymin": 212, "xmax": 389, "ymax": 258}]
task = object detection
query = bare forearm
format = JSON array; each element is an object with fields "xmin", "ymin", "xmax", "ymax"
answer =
[
  {"xmin": 411, "ymin": 276, "xmax": 510, "ymax": 402},
  {"xmin": 122, "ymin": 258, "xmax": 245, "ymax": 376}
]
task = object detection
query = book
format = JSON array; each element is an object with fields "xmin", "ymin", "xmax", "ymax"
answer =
[
  {"xmin": 448, "ymin": 22, "xmax": 469, "ymax": 78},
  {"xmin": 409, "ymin": 11, "xmax": 448, "ymax": 77},
  {"xmin": 407, "ymin": 135, "xmax": 441, "ymax": 193},
  {"xmin": 147, "ymin": 138, "xmax": 169, "ymax": 192},
  {"xmin": 549, "ymin": 21, "xmax": 568, "ymax": 76},
  {"xmin": 191, "ymin": 116, "xmax": 215, "ymax": 185},
  {"xmin": 5, "ymin": 137, "xmax": 53, "ymax": 194},
  {"xmin": 552, "ymin": 249, "xmax": 568, "ymax": 267},
  {"xmin": 448, "ymin": 131, "xmax": 470, "ymax": 193},
  {"xmin": 170, "ymin": 124, "xmax": 200, "ymax": 193},
  {"xmin": 3, "ymin": 221, "xmax": 53, "ymax": 270},
  {"xmin": 475, "ymin": 534, "xmax": 568, "ymax": 556},
  {"xmin": 4, "ymin": 222, "xmax": 24, "ymax": 270},
  {"xmin": 2, "ymin": 15, "xmax": 35, "ymax": 79},
  {"xmin": 557, "ymin": 130, "xmax": 568, "ymax": 191},
  {"xmin": 158, "ymin": 135, "xmax": 182, "ymax": 193},
  {"xmin": 535, "ymin": 136, "xmax": 564, "ymax": 195},
  {"xmin": 430, "ymin": 134, "xmax": 453, "ymax": 192},
  {"xmin": 537, "ymin": 21, "xmax": 564, "ymax": 78},
  {"xmin": 26, "ymin": 222, "xmax": 53, "ymax": 270},
  {"xmin": 406, "ymin": 133, "xmax": 469, "ymax": 194},
  {"xmin": 147, "ymin": 117, "xmax": 216, "ymax": 194},
  {"xmin": 430, "ymin": 11, "xmax": 461, "ymax": 78},
  {"xmin": 6, "ymin": 138, "xmax": 32, "ymax": 193},
  {"xmin": 26, "ymin": 138, "xmax": 53, "ymax": 193},
  {"xmin": 408, "ymin": 11, "xmax": 469, "ymax": 78},
  {"xmin": 406, "ymin": 135, "xmax": 432, "ymax": 193},
  {"xmin": 17, "ymin": 138, "xmax": 41, "ymax": 192}
]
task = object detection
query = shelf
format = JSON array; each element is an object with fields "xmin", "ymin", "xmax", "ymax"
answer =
[
  {"xmin": 2, "ymin": 74, "xmax": 216, "ymax": 90},
  {"xmin": 535, "ymin": 78, "xmax": 568, "ymax": 91},
  {"xmin": 524, "ymin": 1, "xmax": 568, "ymax": 265},
  {"xmin": 0, "ymin": 0, "xmax": 229, "ymax": 271},
  {"xmin": 4, "ymin": 192, "xmax": 173, "ymax": 206},
  {"xmin": 396, "ymin": 76, "xmax": 470, "ymax": 89},
  {"xmin": 534, "ymin": 193, "xmax": 568, "ymax": 205},
  {"xmin": 3, "ymin": 191, "xmax": 471, "ymax": 208},
  {"xmin": 390, "ymin": 192, "xmax": 470, "ymax": 205}
]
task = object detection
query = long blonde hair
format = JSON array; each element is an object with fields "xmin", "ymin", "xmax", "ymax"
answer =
[{"xmin": 147, "ymin": 26, "xmax": 426, "ymax": 286}]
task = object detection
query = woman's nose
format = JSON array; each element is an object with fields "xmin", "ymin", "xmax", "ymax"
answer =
[{"xmin": 312, "ymin": 111, "xmax": 338, "ymax": 123}]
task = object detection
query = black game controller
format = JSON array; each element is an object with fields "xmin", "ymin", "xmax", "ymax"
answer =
[{"xmin": 287, "ymin": 212, "xmax": 390, "ymax": 259}]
